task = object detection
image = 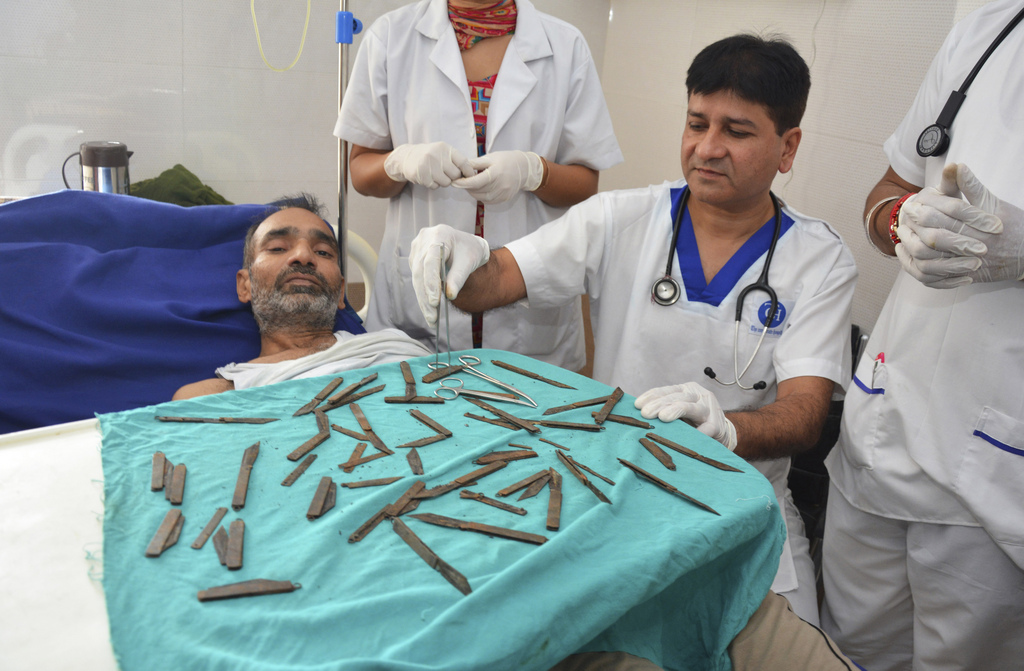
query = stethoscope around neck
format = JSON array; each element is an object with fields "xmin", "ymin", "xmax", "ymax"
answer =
[{"xmin": 650, "ymin": 186, "xmax": 783, "ymax": 391}]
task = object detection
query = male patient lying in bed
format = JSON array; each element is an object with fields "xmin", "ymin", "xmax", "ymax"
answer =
[{"xmin": 172, "ymin": 193, "xmax": 429, "ymax": 400}]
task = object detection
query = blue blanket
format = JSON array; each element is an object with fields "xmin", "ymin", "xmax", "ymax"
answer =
[
  {"xmin": 0, "ymin": 190, "xmax": 363, "ymax": 433},
  {"xmin": 100, "ymin": 350, "xmax": 784, "ymax": 671}
]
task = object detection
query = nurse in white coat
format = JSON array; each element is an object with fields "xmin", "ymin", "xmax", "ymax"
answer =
[
  {"xmin": 407, "ymin": 35, "xmax": 858, "ymax": 625},
  {"xmin": 822, "ymin": 2, "xmax": 1024, "ymax": 669},
  {"xmin": 335, "ymin": 0, "xmax": 622, "ymax": 370}
]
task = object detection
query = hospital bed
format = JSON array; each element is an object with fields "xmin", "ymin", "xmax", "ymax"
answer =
[
  {"xmin": 0, "ymin": 190, "xmax": 373, "ymax": 435},
  {"xmin": 0, "ymin": 192, "xmax": 785, "ymax": 670}
]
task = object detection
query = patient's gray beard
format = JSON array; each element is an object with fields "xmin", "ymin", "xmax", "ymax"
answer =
[{"xmin": 249, "ymin": 271, "xmax": 341, "ymax": 336}]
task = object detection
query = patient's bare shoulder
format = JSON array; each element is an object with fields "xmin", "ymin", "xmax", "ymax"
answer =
[{"xmin": 172, "ymin": 377, "xmax": 235, "ymax": 401}]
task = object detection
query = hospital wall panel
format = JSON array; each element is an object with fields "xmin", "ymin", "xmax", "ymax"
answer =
[{"xmin": 0, "ymin": 1, "xmax": 183, "ymax": 64}]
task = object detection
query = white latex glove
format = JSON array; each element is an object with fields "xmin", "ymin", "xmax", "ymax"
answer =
[
  {"xmin": 895, "ymin": 163, "xmax": 999, "ymax": 288},
  {"xmin": 953, "ymin": 163, "xmax": 1024, "ymax": 283},
  {"xmin": 451, "ymin": 151, "xmax": 544, "ymax": 204},
  {"xmin": 383, "ymin": 142, "xmax": 475, "ymax": 189},
  {"xmin": 634, "ymin": 382, "xmax": 738, "ymax": 451},
  {"xmin": 408, "ymin": 224, "xmax": 490, "ymax": 329}
]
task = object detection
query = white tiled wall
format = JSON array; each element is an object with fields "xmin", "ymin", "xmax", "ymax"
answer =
[{"xmin": 0, "ymin": 0, "xmax": 993, "ymax": 327}]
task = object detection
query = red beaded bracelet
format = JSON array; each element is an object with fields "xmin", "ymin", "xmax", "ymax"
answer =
[{"xmin": 888, "ymin": 193, "xmax": 915, "ymax": 245}]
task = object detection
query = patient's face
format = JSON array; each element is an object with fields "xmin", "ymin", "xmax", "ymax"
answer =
[{"xmin": 241, "ymin": 209, "xmax": 345, "ymax": 334}]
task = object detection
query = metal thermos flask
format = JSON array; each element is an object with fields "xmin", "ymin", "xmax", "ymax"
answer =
[{"xmin": 62, "ymin": 141, "xmax": 132, "ymax": 194}]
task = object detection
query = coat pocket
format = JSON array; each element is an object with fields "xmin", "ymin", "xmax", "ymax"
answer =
[
  {"xmin": 839, "ymin": 354, "xmax": 890, "ymax": 470},
  {"xmin": 953, "ymin": 406, "xmax": 1024, "ymax": 570}
]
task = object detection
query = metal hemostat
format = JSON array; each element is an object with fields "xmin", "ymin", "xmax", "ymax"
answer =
[
  {"xmin": 430, "ymin": 355, "xmax": 537, "ymax": 408},
  {"xmin": 435, "ymin": 242, "xmax": 452, "ymax": 369}
]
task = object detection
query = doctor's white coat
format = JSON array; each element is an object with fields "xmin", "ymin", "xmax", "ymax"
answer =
[{"xmin": 335, "ymin": 0, "xmax": 622, "ymax": 370}]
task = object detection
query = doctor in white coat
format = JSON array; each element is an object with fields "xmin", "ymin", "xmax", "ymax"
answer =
[
  {"xmin": 407, "ymin": 34, "xmax": 858, "ymax": 625},
  {"xmin": 335, "ymin": 0, "xmax": 622, "ymax": 370},
  {"xmin": 822, "ymin": 1, "xmax": 1024, "ymax": 669}
]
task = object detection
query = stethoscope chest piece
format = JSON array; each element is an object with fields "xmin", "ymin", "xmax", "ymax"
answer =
[
  {"xmin": 652, "ymin": 276, "xmax": 680, "ymax": 306},
  {"xmin": 916, "ymin": 123, "xmax": 950, "ymax": 157}
]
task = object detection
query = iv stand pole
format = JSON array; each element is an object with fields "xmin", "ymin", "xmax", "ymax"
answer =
[{"xmin": 336, "ymin": 2, "xmax": 361, "ymax": 278}]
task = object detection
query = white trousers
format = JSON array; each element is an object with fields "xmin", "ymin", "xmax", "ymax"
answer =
[
  {"xmin": 821, "ymin": 485, "xmax": 1024, "ymax": 671},
  {"xmin": 777, "ymin": 491, "xmax": 820, "ymax": 626}
]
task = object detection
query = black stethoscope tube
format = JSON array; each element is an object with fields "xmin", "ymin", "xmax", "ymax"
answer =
[{"xmin": 652, "ymin": 186, "xmax": 782, "ymax": 321}]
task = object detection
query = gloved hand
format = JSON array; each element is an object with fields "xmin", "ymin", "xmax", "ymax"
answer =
[
  {"xmin": 634, "ymin": 382, "xmax": 738, "ymax": 451},
  {"xmin": 384, "ymin": 142, "xmax": 475, "ymax": 189},
  {"xmin": 894, "ymin": 163, "xmax": 1009, "ymax": 287},
  {"xmin": 409, "ymin": 224, "xmax": 490, "ymax": 329},
  {"xmin": 452, "ymin": 150, "xmax": 544, "ymax": 204},
  {"xmin": 953, "ymin": 163, "xmax": 1024, "ymax": 283}
]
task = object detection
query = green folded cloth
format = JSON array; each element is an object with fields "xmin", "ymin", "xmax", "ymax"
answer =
[{"xmin": 131, "ymin": 164, "xmax": 233, "ymax": 207}]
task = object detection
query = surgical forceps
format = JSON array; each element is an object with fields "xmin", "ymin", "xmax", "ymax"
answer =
[
  {"xmin": 429, "ymin": 355, "xmax": 537, "ymax": 408},
  {"xmin": 434, "ymin": 243, "xmax": 452, "ymax": 368}
]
